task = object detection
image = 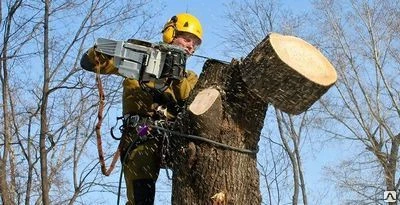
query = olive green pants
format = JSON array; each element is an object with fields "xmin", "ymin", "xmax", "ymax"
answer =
[{"xmin": 122, "ymin": 137, "xmax": 161, "ymax": 205}]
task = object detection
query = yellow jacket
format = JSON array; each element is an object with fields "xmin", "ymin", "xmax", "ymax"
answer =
[{"xmin": 80, "ymin": 47, "xmax": 198, "ymax": 116}]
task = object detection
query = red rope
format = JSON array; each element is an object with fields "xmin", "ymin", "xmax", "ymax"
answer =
[{"xmin": 94, "ymin": 56, "xmax": 120, "ymax": 176}]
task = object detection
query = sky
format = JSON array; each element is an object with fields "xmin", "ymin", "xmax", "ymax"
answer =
[
  {"xmin": 93, "ymin": 0, "xmax": 346, "ymax": 204},
  {"xmin": 158, "ymin": 0, "xmax": 312, "ymax": 73},
  {"xmin": 158, "ymin": 0, "xmax": 234, "ymax": 73}
]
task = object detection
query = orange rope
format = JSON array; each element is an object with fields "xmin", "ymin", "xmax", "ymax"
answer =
[{"xmin": 94, "ymin": 54, "xmax": 120, "ymax": 176}]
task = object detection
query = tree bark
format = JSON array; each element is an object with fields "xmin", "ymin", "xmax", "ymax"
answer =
[
  {"xmin": 0, "ymin": 34, "xmax": 11, "ymax": 205},
  {"xmin": 172, "ymin": 60, "xmax": 267, "ymax": 204}
]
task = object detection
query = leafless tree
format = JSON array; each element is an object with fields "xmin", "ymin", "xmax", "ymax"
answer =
[
  {"xmin": 1, "ymin": 1, "xmax": 24, "ymax": 204},
  {"xmin": 311, "ymin": 0, "xmax": 400, "ymax": 204},
  {"xmin": 221, "ymin": 0, "xmax": 307, "ymax": 57}
]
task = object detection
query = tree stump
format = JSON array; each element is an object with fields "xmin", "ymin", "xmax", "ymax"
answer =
[{"xmin": 171, "ymin": 33, "xmax": 337, "ymax": 204}]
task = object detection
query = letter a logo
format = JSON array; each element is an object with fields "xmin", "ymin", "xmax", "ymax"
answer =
[{"xmin": 384, "ymin": 191, "xmax": 397, "ymax": 202}]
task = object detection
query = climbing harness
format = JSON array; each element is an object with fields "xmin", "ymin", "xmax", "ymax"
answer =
[
  {"xmin": 115, "ymin": 115, "xmax": 174, "ymax": 205},
  {"xmin": 109, "ymin": 108, "xmax": 259, "ymax": 205}
]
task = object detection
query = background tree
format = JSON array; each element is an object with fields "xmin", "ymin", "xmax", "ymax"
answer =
[
  {"xmin": 1, "ymin": 1, "xmax": 27, "ymax": 204},
  {"xmin": 310, "ymin": 0, "xmax": 400, "ymax": 204}
]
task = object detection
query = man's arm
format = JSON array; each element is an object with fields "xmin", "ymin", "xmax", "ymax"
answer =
[
  {"xmin": 80, "ymin": 47, "xmax": 119, "ymax": 74},
  {"xmin": 172, "ymin": 70, "xmax": 198, "ymax": 101}
]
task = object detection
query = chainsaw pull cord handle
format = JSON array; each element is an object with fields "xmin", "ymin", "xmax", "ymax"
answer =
[{"xmin": 94, "ymin": 51, "xmax": 120, "ymax": 176}]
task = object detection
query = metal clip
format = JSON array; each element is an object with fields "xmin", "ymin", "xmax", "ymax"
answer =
[
  {"xmin": 156, "ymin": 105, "xmax": 168, "ymax": 118},
  {"xmin": 124, "ymin": 114, "xmax": 140, "ymax": 128}
]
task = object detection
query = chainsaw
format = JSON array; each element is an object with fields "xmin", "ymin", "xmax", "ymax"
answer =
[{"xmin": 94, "ymin": 38, "xmax": 187, "ymax": 82}]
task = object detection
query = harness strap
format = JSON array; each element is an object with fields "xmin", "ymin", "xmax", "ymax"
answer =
[{"xmin": 150, "ymin": 125, "xmax": 259, "ymax": 155}]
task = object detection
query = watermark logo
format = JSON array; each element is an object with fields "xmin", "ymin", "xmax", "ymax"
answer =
[{"xmin": 384, "ymin": 191, "xmax": 397, "ymax": 203}]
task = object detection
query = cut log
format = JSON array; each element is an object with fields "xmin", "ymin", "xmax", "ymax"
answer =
[{"xmin": 241, "ymin": 32, "xmax": 337, "ymax": 114}]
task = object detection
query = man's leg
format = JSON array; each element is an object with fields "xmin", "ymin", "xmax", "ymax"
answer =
[{"xmin": 123, "ymin": 139, "xmax": 160, "ymax": 205}]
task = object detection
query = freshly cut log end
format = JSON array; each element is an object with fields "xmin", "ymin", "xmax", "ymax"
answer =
[
  {"xmin": 269, "ymin": 33, "xmax": 337, "ymax": 86},
  {"xmin": 189, "ymin": 88, "xmax": 220, "ymax": 115},
  {"xmin": 241, "ymin": 32, "xmax": 337, "ymax": 115}
]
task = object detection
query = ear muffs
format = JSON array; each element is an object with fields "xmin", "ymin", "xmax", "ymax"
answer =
[{"xmin": 162, "ymin": 16, "xmax": 178, "ymax": 43}]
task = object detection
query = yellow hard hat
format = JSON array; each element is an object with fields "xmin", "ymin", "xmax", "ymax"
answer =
[{"xmin": 162, "ymin": 13, "xmax": 203, "ymax": 44}]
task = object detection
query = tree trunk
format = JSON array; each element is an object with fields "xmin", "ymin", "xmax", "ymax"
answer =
[
  {"xmin": 40, "ymin": 1, "xmax": 50, "ymax": 204},
  {"xmin": 171, "ymin": 33, "xmax": 337, "ymax": 204},
  {"xmin": 1, "ymin": 1, "xmax": 22, "ymax": 204},
  {"xmin": 172, "ymin": 59, "xmax": 267, "ymax": 204},
  {"xmin": 383, "ymin": 134, "xmax": 399, "ymax": 205}
]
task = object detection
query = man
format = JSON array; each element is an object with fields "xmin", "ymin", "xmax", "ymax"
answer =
[{"xmin": 80, "ymin": 13, "xmax": 203, "ymax": 205}]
